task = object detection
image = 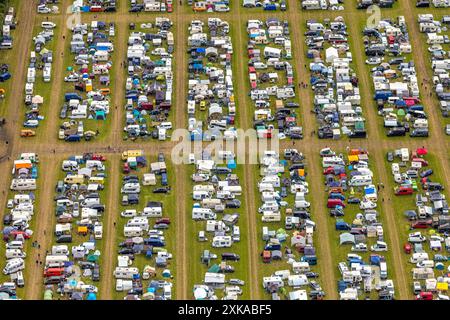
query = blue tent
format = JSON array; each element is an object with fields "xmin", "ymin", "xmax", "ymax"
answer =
[
  {"xmin": 95, "ymin": 110, "xmax": 106, "ymax": 120},
  {"xmin": 87, "ymin": 293, "xmax": 97, "ymax": 300},
  {"xmin": 227, "ymin": 159, "xmax": 236, "ymax": 170},
  {"xmin": 395, "ymin": 99, "xmax": 407, "ymax": 107},
  {"xmin": 193, "ymin": 63, "xmax": 203, "ymax": 71}
]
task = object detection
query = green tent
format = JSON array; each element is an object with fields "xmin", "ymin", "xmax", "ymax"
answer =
[{"xmin": 207, "ymin": 264, "xmax": 220, "ymax": 273}]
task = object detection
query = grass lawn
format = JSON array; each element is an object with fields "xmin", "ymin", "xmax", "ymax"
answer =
[
  {"xmin": 112, "ymin": 153, "xmax": 177, "ymax": 300},
  {"xmin": 0, "ymin": 157, "xmax": 42, "ymax": 298},
  {"xmin": 56, "ymin": 20, "xmax": 116, "ymax": 143},
  {"xmin": 240, "ymin": 18, "xmax": 303, "ymax": 136},
  {"xmin": 319, "ymin": 149, "xmax": 399, "ymax": 300},
  {"xmin": 186, "ymin": 163, "xmax": 251, "ymax": 300},
  {"xmin": 252, "ymin": 156, "xmax": 325, "ymax": 300},
  {"xmin": 42, "ymin": 157, "xmax": 111, "ymax": 300},
  {"xmin": 0, "ymin": 0, "xmax": 23, "ymax": 118},
  {"xmin": 383, "ymin": 149, "xmax": 450, "ymax": 299},
  {"xmin": 20, "ymin": 16, "xmax": 60, "ymax": 141},
  {"xmin": 122, "ymin": 20, "xmax": 176, "ymax": 142}
]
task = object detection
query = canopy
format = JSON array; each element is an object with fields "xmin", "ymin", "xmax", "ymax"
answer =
[
  {"xmin": 32, "ymin": 95, "xmax": 44, "ymax": 104},
  {"xmin": 340, "ymin": 233, "xmax": 355, "ymax": 245}
]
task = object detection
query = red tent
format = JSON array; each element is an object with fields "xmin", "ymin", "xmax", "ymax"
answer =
[{"xmin": 416, "ymin": 148, "xmax": 427, "ymax": 156}]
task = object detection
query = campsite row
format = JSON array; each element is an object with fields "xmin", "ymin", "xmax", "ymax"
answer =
[
  {"xmin": 247, "ymin": 19, "xmax": 303, "ymax": 140},
  {"xmin": 124, "ymin": 18, "xmax": 174, "ymax": 141},
  {"xmin": 71, "ymin": 0, "xmax": 118, "ymax": 13},
  {"xmin": 60, "ymin": 20, "xmax": 115, "ymax": 142},
  {"xmin": 301, "ymin": 0, "xmax": 344, "ymax": 10},
  {"xmin": 21, "ymin": 21, "xmax": 57, "ymax": 136},
  {"xmin": 129, "ymin": 0, "xmax": 174, "ymax": 13},
  {"xmin": 0, "ymin": 153, "xmax": 40, "ymax": 300},
  {"xmin": 114, "ymin": 150, "xmax": 175, "ymax": 300},
  {"xmin": 417, "ymin": 14, "xmax": 450, "ymax": 136},
  {"xmin": 189, "ymin": 151, "xmax": 247, "ymax": 300},
  {"xmin": 306, "ymin": 18, "xmax": 367, "ymax": 140},
  {"xmin": 386, "ymin": 147, "xmax": 450, "ymax": 300},
  {"xmin": 187, "ymin": 18, "xmax": 237, "ymax": 142},
  {"xmin": 0, "ymin": 6, "xmax": 16, "ymax": 50},
  {"xmin": 364, "ymin": 16, "xmax": 429, "ymax": 138},
  {"xmin": 0, "ymin": 5, "xmax": 15, "ymax": 103},
  {"xmin": 37, "ymin": 0, "xmax": 60, "ymax": 14},
  {"xmin": 43, "ymin": 154, "xmax": 107, "ymax": 300},
  {"xmin": 257, "ymin": 150, "xmax": 324, "ymax": 300},
  {"xmin": 320, "ymin": 148, "xmax": 395, "ymax": 300}
]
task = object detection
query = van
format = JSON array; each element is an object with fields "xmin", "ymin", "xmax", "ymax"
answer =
[
  {"xmin": 327, "ymin": 199, "xmax": 346, "ymax": 208},
  {"xmin": 6, "ymin": 241, "xmax": 24, "ymax": 250},
  {"xmin": 141, "ymin": 206, "xmax": 163, "ymax": 218},
  {"xmin": 121, "ymin": 150, "xmax": 143, "ymax": 160},
  {"xmin": 262, "ymin": 212, "xmax": 281, "ymax": 222},
  {"xmin": 121, "ymin": 183, "xmax": 141, "ymax": 194},
  {"xmin": 192, "ymin": 208, "xmax": 216, "ymax": 220},
  {"xmin": 51, "ymin": 245, "xmax": 69, "ymax": 256},
  {"xmin": 123, "ymin": 226, "xmax": 143, "ymax": 237},
  {"xmin": 212, "ymin": 236, "xmax": 233, "ymax": 248},
  {"xmin": 114, "ymin": 267, "xmax": 140, "ymax": 280},
  {"xmin": 193, "ymin": 190, "xmax": 211, "ymax": 200},
  {"xmin": 3, "ymin": 258, "xmax": 25, "ymax": 275},
  {"xmin": 10, "ymin": 179, "xmax": 36, "ymax": 191},
  {"xmin": 349, "ymin": 175, "xmax": 372, "ymax": 187},
  {"xmin": 5, "ymin": 249, "xmax": 26, "ymax": 259},
  {"xmin": 232, "ymin": 226, "xmax": 240, "ymax": 242},
  {"xmin": 64, "ymin": 174, "xmax": 84, "ymax": 184}
]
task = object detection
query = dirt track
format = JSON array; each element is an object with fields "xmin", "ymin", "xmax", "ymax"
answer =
[{"xmin": 0, "ymin": 0, "xmax": 448, "ymax": 300}]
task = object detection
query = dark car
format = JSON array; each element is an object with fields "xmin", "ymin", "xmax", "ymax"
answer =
[
  {"xmin": 387, "ymin": 127, "xmax": 406, "ymax": 136},
  {"xmin": 60, "ymin": 105, "xmax": 67, "ymax": 119},
  {"xmin": 226, "ymin": 199, "xmax": 241, "ymax": 208},
  {"xmin": 221, "ymin": 253, "xmax": 240, "ymax": 261},
  {"xmin": 92, "ymin": 266, "xmax": 100, "ymax": 281},
  {"xmin": 410, "ymin": 129, "xmax": 429, "ymax": 137},
  {"xmin": 78, "ymin": 261, "xmax": 95, "ymax": 269},
  {"xmin": 416, "ymin": 0, "xmax": 430, "ymax": 7},
  {"xmin": 305, "ymin": 272, "xmax": 319, "ymax": 278},
  {"xmin": 3, "ymin": 214, "xmax": 12, "ymax": 225},
  {"xmin": 420, "ymin": 169, "xmax": 433, "ymax": 178},
  {"xmin": 56, "ymin": 235, "xmax": 72, "ymax": 243},
  {"xmin": 153, "ymin": 223, "xmax": 169, "ymax": 229},
  {"xmin": 347, "ymin": 197, "xmax": 361, "ymax": 204},
  {"xmin": 386, "ymin": 152, "xmax": 394, "ymax": 162},
  {"xmin": 153, "ymin": 187, "xmax": 171, "ymax": 194}
]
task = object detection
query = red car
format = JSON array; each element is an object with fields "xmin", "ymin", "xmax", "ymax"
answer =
[
  {"xmin": 412, "ymin": 158, "xmax": 428, "ymax": 166},
  {"xmin": 167, "ymin": 3, "xmax": 173, "ymax": 12},
  {"xmin": 395, "ymin": 186, "xmax": 413, "ymax": 195},
  {"xmin": 92, "ymin": 154, "xmax": 106, "ymax": 161},
  {"xmin": 156, "ymin": 218, "xmax": 170, "ymax": 225},
  {"xmin": 403, "ymin": 243, "xmax": 412, "ymax": 254},
  {"xmin": 411, "ymin": 219, "xmax": 432, "ymax": 229},
  {"xmin": 415, "ymin": 292, "xmax": 433, "ymax": 300},
  {"xmin": 123, "ymin": 163, "xmax": 130, "ymax": 174},
  {"xmin": 323, "ymin": 167, "xmax": 335, "ymax": 175},
  {"xmin": 10, "ymin": 231, "xmax": 31, "ymax": 239}
]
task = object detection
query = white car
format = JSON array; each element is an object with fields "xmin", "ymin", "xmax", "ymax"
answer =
[
  {"xmin": 408, "ymin": 232, "xmax": 426, "ymax": 243},
  {"xmin": 121, "ymin": 209, "xmax": 137, "ymax": 218},
  {"xmin": 428, "ymin": 44, "xmax": 443, "ymax": 52},
  {"xmin": 371, "ymin": 241, "xmax": 388, "ymax": 252},
  {"xmin": 429, "ymin": 235, "xmax": 444, "ymax": 242},
  {"xmin": 365, "ymin": 57, "xmax": 382, "ymax": 65},
  {"xmin": 351, "ymin": 243, "xmax": 368, "ymax": 252},
  {"xmin": 446, "ymin": 124, "xmax": 450, "ymax": 135},
  {"xmin": 359, "ymin": 199, "xmax": 377, "ymax": 210},
  {"xmin": 64, "ymin": 74, "xmax": 79, "ymax": 82}
]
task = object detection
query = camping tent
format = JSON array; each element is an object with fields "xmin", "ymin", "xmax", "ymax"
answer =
[{"xmin": 340, "ymin": 233, "xmax": 356, "ymax": 245}]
